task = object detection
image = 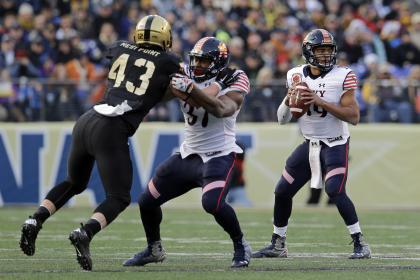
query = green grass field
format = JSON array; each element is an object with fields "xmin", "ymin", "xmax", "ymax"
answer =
[{"xmin": 1, "ymin": 207, "xmax": 419, "ymax": 280}]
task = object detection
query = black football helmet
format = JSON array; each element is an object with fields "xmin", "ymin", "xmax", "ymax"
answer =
[
  {"xmin": 188, "ymin": 37, "xmax": 230, "ymax": 82},
  {"xmin": 302, "ymin": 29, "xmax": 337, "ymax": 71}
]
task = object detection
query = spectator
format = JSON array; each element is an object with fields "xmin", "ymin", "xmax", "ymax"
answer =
[
  {"xmin": 243, "ymin": 49, "xmax": 263, "ymax": 81},
  {"xmin": 259, "ymin": 41, "xmax": 277, "ymax": 70},
  {"xmin": 27, "ymin": 34, "xmax": 48, "ymax": 72},
  {"xmin": 261, "ymin": 0, "xmax": 286, "ymax": 30},
  {"xmin": 55, "ymin": 14, "xmax": 77, "ymax": 41},
  {"xmin": 362, "ymin": 63, "xmax": 412, "ymax": 123},
  {"xmin": 230, "ymin": 0, "xmax": 252, "ymax": 20},
  {"xmin": 55, "ymin": 39, "xmax": 75, "ymax": 64},
  {"xmin": 324, "ymin": 14, "xmax": 345, "ymax": 50},
  {"xmin": 17, "ymin": 77, "xmax": 43, "ymax": 121},
  {"xmin": 225, "ymin": 13, "xmax": 248, "ymax": 41},
  {"xmin": 248, "ymin": 67, "xmax": 280, "ymax": 122},
  {"xmin": 409, "ymin": 12, "xmax": 420, "ymax": 50},
  {"xmin": 0, "ymin": 69, "xmax": 24, "ymax": 122},
  {"xmin": 65, "ymin": 51, "xmax": 105, "ymax": 110},
  {"xmin": 0, "ymin": 34, "xmax": 15, "ymax": 70},
  {"xmin": 269, "ymin": 28, "xmax": 288, "ymax": 59},
  {"xmin": 9, "ymin": 49, "xmax": 40, "ymax": 78},
  {"xmin": 93, "ymin": 22, "xmax": 118, "ymax": 64},
  {"xmin": 118, "ymin": 2, "xmax": 140, "ymax": 40},
  {"xmin": 41, "ymin": 23, "xmax": 57, "ymax": 54},
  {"xmin": 9, "ymin": 23, "xmax": 26, "ymax": 51},
  {"xmin": 1, "ymin": 12, "xmax": 18, "ymax": 33},
  {"xmin": 92, "ymin": 0, "xmax": 119, "ymax": 37},
  {"xmin": 0, "ymin": 0, "xmax": 18, "ymax": 18},
  {"xmin": 72, "ymin": 7, "xmax": 95, "ymax": 39},
  {"xmin": 387, "ymin": 30, "xmax": 420, "ymax": 67},
  {"xmin": 228, "ymin": 36, "xmax": 246, "ymax": 70},
  {"xmin": 17, "ymin": 3, "xmax": 34, "ymax": 32}
]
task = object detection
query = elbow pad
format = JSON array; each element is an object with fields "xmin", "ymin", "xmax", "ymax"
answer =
[{"xmin": 277, "ymin": 99, "xmax": 292, "ymax": 125}]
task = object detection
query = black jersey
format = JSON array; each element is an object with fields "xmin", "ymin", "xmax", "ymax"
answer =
[{"xmin": 96, "ymin": 40, "xmax": 181, "ymax": 135}]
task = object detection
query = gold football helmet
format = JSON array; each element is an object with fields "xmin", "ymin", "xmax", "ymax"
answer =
[{"xmin": 135, "ymin": 15, "xmax": 172, "ymax": 51}]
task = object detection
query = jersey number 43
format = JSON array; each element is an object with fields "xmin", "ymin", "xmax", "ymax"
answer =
[{"xmin": 108, "ymin": 54, "xmax": 156, "ymax": 96}]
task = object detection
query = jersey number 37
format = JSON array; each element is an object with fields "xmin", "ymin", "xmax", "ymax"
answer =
[{"xmin": 108, "ymin": 54, "xmax": 156, "ymax": 96}]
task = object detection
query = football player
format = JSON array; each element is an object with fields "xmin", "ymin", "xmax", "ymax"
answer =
[
  {"xmin": 123, "ymin": 37, "xmax": 252, "ymax": 268},
  {"xmin": 252, "ymin": 29, "xmax": 371, "ymax": 259},
  {"xmin": 20, "ymin": 15, "xmax": 190, "ymax": 271}
]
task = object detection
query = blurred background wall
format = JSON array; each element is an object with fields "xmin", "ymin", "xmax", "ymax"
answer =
[{"xmin": 1, "ymin": 122, "xmax": 419, "ymax": 209}]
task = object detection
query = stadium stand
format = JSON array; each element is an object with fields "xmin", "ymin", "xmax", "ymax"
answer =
[{"xmin": 0, "ymin": 0, "xmax": 419, "ymax": 123}]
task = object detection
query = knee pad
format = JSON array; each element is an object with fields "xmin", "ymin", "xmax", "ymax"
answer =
[{"xmin": 201, "ymin": 190, "xmax": 222, "ymax": 214}]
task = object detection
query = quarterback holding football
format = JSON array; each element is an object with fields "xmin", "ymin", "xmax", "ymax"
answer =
[{"xmin": 252, "ymin": 29, "xmax": 371, "ymax": 260}]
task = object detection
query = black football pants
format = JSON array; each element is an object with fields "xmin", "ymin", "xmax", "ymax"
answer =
[{"xmin": 45, "ymin": 109, "xmax": 132, "ymax": 223}]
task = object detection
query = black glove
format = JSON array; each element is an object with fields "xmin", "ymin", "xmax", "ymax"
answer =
[{"xmin": 215, "ymin": 68, "xmax": 240, "ymax": 90}]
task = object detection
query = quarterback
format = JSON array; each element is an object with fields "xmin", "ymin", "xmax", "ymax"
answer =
[{"xmin": 252, "ymin": 29, "xmax": 371, "ymax": 259}]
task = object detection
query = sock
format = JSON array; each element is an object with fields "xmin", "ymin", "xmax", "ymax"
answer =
[
  {"xmin": 347, "ymin": 222, "xmax": 361, "ymax": 235},
  {"xmin": 273, "ymin": 225, "xmax": 287, "ymax": 237},
  {"xmin": 32, "ymin": 206, "xmax": 51, "ymax": 224},
  {"xmin": 82, "ymin": 219, "xmax": 102, "ymax": 240},
  {"xmin": 232, "ymin": 233, "xmax": 244, "ymax": 243},
  {"xmin": 232, "ymin": 234, "xmax": 244, "ymax": 249}
]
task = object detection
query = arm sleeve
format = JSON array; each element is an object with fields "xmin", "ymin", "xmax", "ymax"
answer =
[
  {"xmin": 228, "ymin": 71, "xmax": 250, "ymax": 95},
  {"xmin": 277, "ymin": 98, "xmax": 292, "ymax": 125}
]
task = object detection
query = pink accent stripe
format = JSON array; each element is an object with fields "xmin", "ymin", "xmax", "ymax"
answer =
[
  {"xmin": 282, "ymin": 169, "xmax": 294, "ymax": 184},
  {"xmin": 338, "ymin": 142, "xmax": 349, "ymax": 194},
  {"xmin": 202, "ymin": 180, "xmax": 225, "ymax": 194},
  {"xmin": 325, "ymin": 167, "xmax": 346, "ymax": 181},
  {"xmin": 148, "ymin": 180, "xmax": 160, "ymax": 199}
]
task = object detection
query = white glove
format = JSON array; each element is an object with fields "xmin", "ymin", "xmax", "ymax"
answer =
[{"xmin": 171, "ymin": 73, "xmax": 194, "ymax": 94}]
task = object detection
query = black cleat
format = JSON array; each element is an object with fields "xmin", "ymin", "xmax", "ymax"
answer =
[
  {"xmin": 349, "ymin": 232, "xmax": 371, "ymax": 259},
  {"xmin": 123, "ymin": 241, "xmax": 166, "ymax": 266},
  {"xmin": 231, "ymin": 237, "xmax": 252, "ymax": 268},
  {"xmin": 69, "ymin": 226, "xmax": 92, "ymax": 270},
  {"xmin": 251, "ymin": 233, "xmax": 288, "ymax": 258},
  {"xmin": 20, "ymin": 216, "xmax": 42, "ymax": 256}
]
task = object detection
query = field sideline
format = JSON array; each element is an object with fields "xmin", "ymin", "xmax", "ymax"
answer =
[{"xmin": 1, "ymin": 207, "xmax": 419, "ymax": 280}]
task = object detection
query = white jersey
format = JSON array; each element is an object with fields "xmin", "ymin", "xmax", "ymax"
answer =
[
  {"xmin": 179, "ymin": 66, "xmax": 250, "ymax": 162},
  {"xmin": 286, "ymin": 64, "xmax": 357, "ymax": 147}
]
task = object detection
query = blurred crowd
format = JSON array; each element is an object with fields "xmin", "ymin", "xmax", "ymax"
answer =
[{"xmin": 0, "ymin": 0, "xmax": 419, "ymax": 123}]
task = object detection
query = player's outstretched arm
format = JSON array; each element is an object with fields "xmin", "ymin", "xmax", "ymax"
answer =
[
  {"xmin": 170, "ymin": 73, "xmax": 243, "ymax": 117},
  {"xmin": 161, "ymin": 86, "xmax": 176, "ymax": 102}
]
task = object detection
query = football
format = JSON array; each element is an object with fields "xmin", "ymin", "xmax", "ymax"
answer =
[{"xmin": 289, "ymin": 81, "xmax": 310, "ymax": 118}]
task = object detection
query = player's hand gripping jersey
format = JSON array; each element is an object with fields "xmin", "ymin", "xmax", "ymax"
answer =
[
  {"xmin": 94, "ymin": 40, "xmax": 181, "ymax": 135},
  {"xmin": 286, "ymin": 64, "xmax": 357, "ymax": 146},
  {"xmin": 179, "ymin": 64, "xmax": 250, "ymax": 161}
]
